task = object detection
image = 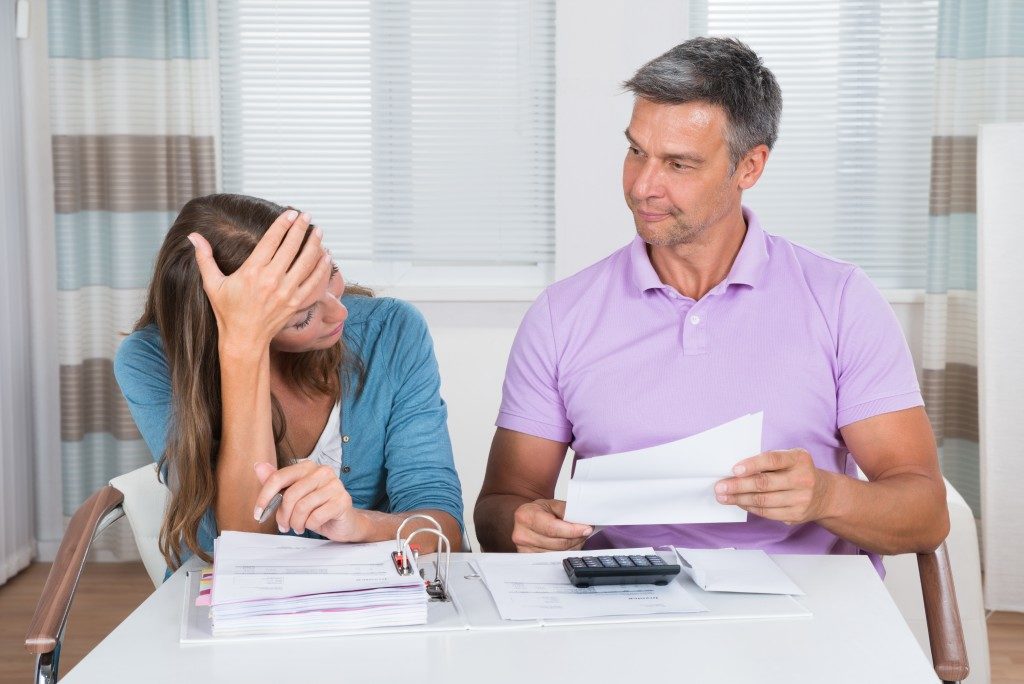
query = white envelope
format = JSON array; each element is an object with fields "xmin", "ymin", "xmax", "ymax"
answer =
[
  {"xmin": 674, "ymin": 547, "xmax": 805, "ymax": 595},
  {"xmin": 563, "ymin": 412, "xmax": 762, "ymax": 526}
]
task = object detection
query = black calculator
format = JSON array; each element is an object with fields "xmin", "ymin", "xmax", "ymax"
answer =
[{"xmin": 562, "ymin": 553, "xmax": 681, "ymax": 588}]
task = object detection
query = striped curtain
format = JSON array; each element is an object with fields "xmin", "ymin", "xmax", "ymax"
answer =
[
  {"xmin": 48, "ymin": 0, "xmax": 216, "ymax": 559},
  {"xmin": 923, "ymin": 0, "xmax": 1024, "ymax": 521}
]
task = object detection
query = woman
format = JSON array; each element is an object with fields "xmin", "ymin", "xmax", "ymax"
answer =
[{"xmin": 114, "ymin": 193, "xmax": 464, "ymax": 571}]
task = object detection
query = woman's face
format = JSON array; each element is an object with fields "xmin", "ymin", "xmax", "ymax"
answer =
[{"xmin": 270, "ymin": 262, "xmax": 348, "ymax": 353}]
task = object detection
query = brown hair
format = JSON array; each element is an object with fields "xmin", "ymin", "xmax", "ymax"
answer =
[{"xmin": 136, "ymin": 193, "xmax": 371, "ymax": 568}]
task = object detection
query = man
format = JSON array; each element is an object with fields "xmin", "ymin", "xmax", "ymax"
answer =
[{"xmin": 474, "ymin": 37, "xmax": 949, "ymax": 571}]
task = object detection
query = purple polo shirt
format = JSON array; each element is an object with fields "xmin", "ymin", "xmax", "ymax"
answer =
[{"xmin": 496, "ymin": 206, "xmax": 922, "ymax": 572}]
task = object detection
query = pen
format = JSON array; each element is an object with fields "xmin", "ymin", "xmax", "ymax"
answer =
[{"xmin": 258, "ymin": 492, "xmax": 284, "ymax": 525}]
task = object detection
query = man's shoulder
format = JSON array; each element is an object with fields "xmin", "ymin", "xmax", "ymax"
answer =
[
  {"xmin": 542, "ymin": 241, "xmax": 635, "ymax": 310},
  {"xmin": 765, "ymin": 231, "xmax": 862, "ymax": 296}
]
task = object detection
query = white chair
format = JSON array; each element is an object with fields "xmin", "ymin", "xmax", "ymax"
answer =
[
  {"xmin": 108, "ymin": 464, "xmax": 171, "ymax": 587},
  {"xmin": 884, "ymin": 479, "xmax": 989, "ymax": 683}
]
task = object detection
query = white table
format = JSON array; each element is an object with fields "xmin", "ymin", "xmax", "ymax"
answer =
[{"xmin": 61, "ymin": 553, "xmax": 938, "ymax": 684}]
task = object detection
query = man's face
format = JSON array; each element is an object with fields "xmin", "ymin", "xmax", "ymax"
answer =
[{"xmin": 622, "ymin": 98, "xmax": 741, "ymax": 247}]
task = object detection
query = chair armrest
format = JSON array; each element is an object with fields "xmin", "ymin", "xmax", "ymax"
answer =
[
  {"xmin": 917, "ymin": 542, "xmax": 970, "ymax": 682},
  {"xmin": 24, "ymin": 485, "xmax": 125, "ymax": 655}
]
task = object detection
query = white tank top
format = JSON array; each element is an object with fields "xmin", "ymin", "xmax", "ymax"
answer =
[{"xmin": 303, "ymin": 402, "xmax": 343, "ymax": 474}]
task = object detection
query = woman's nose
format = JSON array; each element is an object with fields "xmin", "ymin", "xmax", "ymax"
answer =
[{"xmin": 323, "ymin": 296, "xmax": 347, "ymax": 324}]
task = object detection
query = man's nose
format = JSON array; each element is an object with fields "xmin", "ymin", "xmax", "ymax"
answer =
[{"xmin": 630, "ymin": 161, "xmax": 663, "ymax": 199}]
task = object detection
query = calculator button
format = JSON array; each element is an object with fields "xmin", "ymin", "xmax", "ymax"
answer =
[
  {"xmin": 584, "ymin": 558, "xmax": 602, "ymax": 567},
  {"xmin": 647, "ymin": 555, "xmax": 666, "ymax": 565},
  {"xmin": 599, "ymin": 557, "xmax": 618, "ymax": 568},
  {"xmin": 569, "ymin": 558, "xmax": 585, "ymax": 568},
  {"xmin": 630, "ymin": 555, "xmax": 651, "ymax": 566},
  {"xmin": 613, "ymin": 556, "xmax": 633, "ymax": 566}
]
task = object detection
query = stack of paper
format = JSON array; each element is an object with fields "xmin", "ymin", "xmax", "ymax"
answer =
[{"xmin": 209, "ymin": 531, "xmax": 428, "ymax": 637}]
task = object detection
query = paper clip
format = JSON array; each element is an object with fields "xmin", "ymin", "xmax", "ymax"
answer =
[{"xmin": 393, "ymin": 514, "xmax": 451, "ymax": 601}]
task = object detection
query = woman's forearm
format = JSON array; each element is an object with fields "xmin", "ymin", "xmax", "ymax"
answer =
[
  {"xmin": 355, "ymin": 509, "xmax": 464, "ymax": 553},
  {"xmin": 215, "ymin": 339, "xmax": 278, "ymax": 533}
]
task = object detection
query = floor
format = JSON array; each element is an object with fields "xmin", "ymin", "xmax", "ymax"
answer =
[{"xmin": 1, "ymin": 562, "xmax": 1022, "ymax": 683}]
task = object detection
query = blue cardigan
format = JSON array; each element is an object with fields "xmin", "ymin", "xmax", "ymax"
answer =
[{"xmin": 114, "ymin": 295, "xmax": 464, "ymax": 567}]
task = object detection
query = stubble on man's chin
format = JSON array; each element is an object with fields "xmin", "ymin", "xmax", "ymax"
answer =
[{"xmin": 635, "ymin": 216, "xmax": 705, "ymax": 248}]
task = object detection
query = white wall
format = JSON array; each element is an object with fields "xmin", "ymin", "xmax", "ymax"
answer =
[
  {"xmin": 417, "ymin": 303, "xmax": 526, "ymax": 547},
  {"xmin": 555, "ymin": 0, "xmax": 693, "ymax": 279},
  {"xmin": 978, "ymin": 122, "xmax": 1024, "ymax": 611}
]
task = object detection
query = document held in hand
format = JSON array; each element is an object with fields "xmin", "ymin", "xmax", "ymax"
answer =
[{"xmin": 563, "ymin": 412, "xmax": 763, "ymax": 526}]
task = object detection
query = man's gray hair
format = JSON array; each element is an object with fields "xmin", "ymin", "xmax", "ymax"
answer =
[{"xmin": 624, "ymin": 37, "xmax": 782, "ymax": 170}]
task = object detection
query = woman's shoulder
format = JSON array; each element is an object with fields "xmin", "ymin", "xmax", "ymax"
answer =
[
  {"xmin": 341, "ymin": 295, "xmax": 432, "ymax": 360},
  {"xmin": 115, "ymin": 325, "xmax": 167, "ymax": 372},
  {"xmin": 113, "ymin": 325, "xmax": 171, "ymax": 398},
  {"xmin": 342, "ymin": 295, "xmax": 426, "ymax": 334}
]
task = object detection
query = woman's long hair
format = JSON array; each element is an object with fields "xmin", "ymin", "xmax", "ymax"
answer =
[{"xmin": 135, "ymin": 193, "xmax": 371, "ymax": 568}]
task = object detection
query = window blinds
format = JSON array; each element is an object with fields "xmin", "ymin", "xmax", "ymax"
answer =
[
  {"xmin": 218, "ymin": 0, "xmax": 555, "ymax": 289},
  {"xmin": 697, "ymin": 0, "xmax": 940, "ymax": 289}
]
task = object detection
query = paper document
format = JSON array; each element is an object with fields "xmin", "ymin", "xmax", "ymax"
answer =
[
  {"xmin": 213, "ymin": 532, "xmax": 421, "ymax": 604},
  {"xmin": 475, "ymin": 549, "xmax": 707, "ymax": 621},
  {"xmin": 674, "ymin": 547, "xmax": 804, "ymax": 595},
  {"xmin": 564, "ymin": 412, "xmax": 762, "ymax": 525},
  {"xmin": 210, "ymin": 532, "xmax": 428, "ymax": 637}
]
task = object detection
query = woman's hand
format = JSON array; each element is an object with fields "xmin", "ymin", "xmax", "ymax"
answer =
[
  {"xmin": 253, "ymin": 461, "xmax": 370, "ymax": 542},
  {"xmin": 188, "ymin": 209, "xmax": 333, "ymax": 349}
]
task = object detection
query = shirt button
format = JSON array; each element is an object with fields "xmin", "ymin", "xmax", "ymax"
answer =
[
  {"xmin": 342, "ymin": 466, "xmax": 351, "ymax": 474},
  {"xmin": 342, "ymin": 435, "xmax": 350, "ymax": 443},
  {"xmin": 689, "ymin": 315, "xmax": 700, "ymax": 325}
]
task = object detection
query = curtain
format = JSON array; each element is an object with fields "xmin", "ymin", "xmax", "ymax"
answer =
[
  {"xmin": 1, "ymin": 0, "xmax": 36, "ymax": 585},
  {"xmin": 923, "ymin": 0, "xmax": 1024, "ymax": 527},
  {"xmin": 48, "ymin": 0, "xmax": 216, "ymax": 560}
]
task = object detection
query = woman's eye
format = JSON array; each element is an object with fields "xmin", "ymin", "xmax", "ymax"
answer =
[{"xmin": 293, "ymin": 308, "xmax": 315, "ymax": 329}]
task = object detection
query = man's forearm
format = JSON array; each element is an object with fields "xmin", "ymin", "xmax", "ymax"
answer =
[
  {"xmin": 474, "ymin": 494, "xmax": 531, "ymax": 552},
  {"xmin": 818, "ymin": 471, "xmax": 949, "ymax": 555}
]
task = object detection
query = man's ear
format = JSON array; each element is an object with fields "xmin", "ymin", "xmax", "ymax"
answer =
[{"xmin": 736, "ymin": 144, "xmax": 770, "ymax": 190}]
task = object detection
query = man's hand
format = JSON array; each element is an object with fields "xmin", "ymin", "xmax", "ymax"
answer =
[
  {"xmin": 511, "ymin": 499, "xmax": 593, "ymax": 552},
  {"xmin": 715, "ymin": 449, "xmax": 836, "ymax": 525}
]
